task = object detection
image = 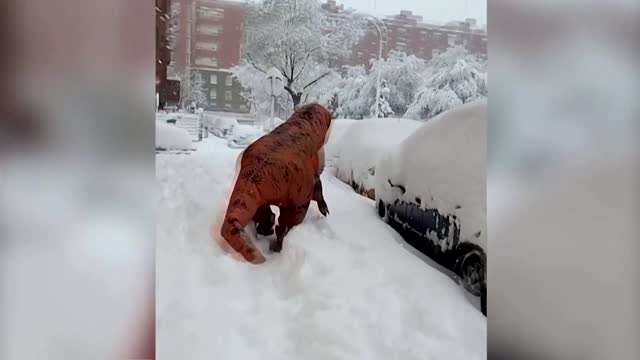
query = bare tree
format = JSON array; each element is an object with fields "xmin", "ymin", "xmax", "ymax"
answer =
[{"xmin": 241, "ymin": 0, "xmax": 364, "ymax": 108}]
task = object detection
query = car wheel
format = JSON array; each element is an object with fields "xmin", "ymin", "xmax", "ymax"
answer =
[
  {"xmin": 460, "ymin": 255, "xmax": 485, "ymax": 297},
  {"xmin": 377, "ymin": 199, "xmax": 387, "ymax": 219}
]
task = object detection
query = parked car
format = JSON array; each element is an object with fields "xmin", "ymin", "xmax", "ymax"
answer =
[
  {"xmin": 332, "ymin": 118, "xmax": 423, "ymax": 199},
  {"xmin": 210, "ymin": 117, "xmax": 239, "ymax": 139},
  {"xmin": 373, "ymin": 100, "xmax": 487, "ymax": 315},
  {"xmin": 155, "ymin": 121, "xmax": 195, "ymax": 152}
]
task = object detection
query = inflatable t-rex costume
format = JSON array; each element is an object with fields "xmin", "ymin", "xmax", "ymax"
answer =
[{"xmin": 220, "ymin": 103, "xmax": 332, "ymax": 264}]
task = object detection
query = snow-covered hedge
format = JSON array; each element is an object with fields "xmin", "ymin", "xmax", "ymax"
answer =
[
  {"xmin": 375, "ymin": 100, "xmax": 487, "ymax": 249},
  {"xmin": 156, "ymin": 121, "xmax": 195, "ymax": 150},
  {"xmin": 333, "ymin": 118, "xmax": 423, "ymax": 198}
]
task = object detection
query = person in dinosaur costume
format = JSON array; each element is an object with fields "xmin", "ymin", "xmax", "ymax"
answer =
[{"xmin": 220, "ymin": 103, "xmax": 332, "ymax": 264}]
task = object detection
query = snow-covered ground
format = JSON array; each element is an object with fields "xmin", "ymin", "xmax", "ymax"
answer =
[{"xmin": 157, "ymin": 136, "xmax": 485, "ymax": 360}]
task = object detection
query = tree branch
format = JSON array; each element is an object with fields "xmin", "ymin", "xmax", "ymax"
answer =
[
  {"xmin": 303, "ymin": 71, "xmax": 331, "ymax": 90},
  {"xmin": 246, "ymin": 53, "xmax": 266, "ymax": 73}
]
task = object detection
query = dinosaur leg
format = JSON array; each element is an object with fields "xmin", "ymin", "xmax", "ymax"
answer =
[
  {"xmin": 253, "ymin": 204, "xmax": 275, "ymax": 236},
  {"xmin": 270, "ymin": 202, "xmax": 310, "ymax": 253},
  {"xmin": 312, "ymin": 176, "xmax": 329, "ymax": 216}
]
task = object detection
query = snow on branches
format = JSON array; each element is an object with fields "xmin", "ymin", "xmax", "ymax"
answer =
[
  {"xmin": 240, "ymin": 0, "xmax": 364, "ymax": 108},
  {"xmin": 404, "ymin": 46, "xmax": 487, "ymax": 119}
]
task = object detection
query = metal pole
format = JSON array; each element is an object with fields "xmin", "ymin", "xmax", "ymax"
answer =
[
  {"xmin": 366, "ymin": 17, "xmax": 384, "ymax": 118},
  {"xmin": 270, "ymin": 95, "xmax": 275, "ymax": 131}
]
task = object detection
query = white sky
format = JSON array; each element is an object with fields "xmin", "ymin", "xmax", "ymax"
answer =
[
  {"xmin": 228, "ymin": 1, "xmax": 487, "ymax": 26},
  {"xmin": 338, "ymin": 0, "xmax": 487, "ymax": 25}
]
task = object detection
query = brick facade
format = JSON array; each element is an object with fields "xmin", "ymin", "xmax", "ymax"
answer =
[
  {"xmin": 323, "ymin": 1, "xmax": 487, "ymax": 70},
  {"xmin": 156, "ymin": 0, "xmax": 171, "ymax": 109},
  {"xmin": 171, "ymin": 0, "xmax": 249, "ymax": 112}
]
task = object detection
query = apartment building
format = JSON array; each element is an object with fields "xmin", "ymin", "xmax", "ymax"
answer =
[{"xmin": 171, "ymin": 0, "xmax": 250, "ymax": 112}]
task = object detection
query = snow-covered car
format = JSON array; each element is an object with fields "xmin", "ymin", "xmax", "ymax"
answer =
[
  {"xmin": 333, "ymin": 118, "xmax": 422, "ymax": 199},
  {"xmin": 226, "ymin": 124, "xmax": 264, "ymax": 149},
  {"xmin": 209, "ymin": 117, "xmax": 239, "ymax": 138},
  {"xmin": 374, "ymin": 100, "xmax": 487, "ymax": 315},
  {"xmin": 156, "ymin": 121, "xmax": 195, "ymax": 152}
]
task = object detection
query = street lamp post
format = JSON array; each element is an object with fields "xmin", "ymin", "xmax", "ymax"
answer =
[
  {"xmin": 361, "ymin": 15, "xmax": 387, "ymax": 118},
  {"xmin": 265, "ymin": 67, "xmax": 284, "ymax": 132}
]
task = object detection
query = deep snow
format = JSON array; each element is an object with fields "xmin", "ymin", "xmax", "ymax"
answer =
[{"xmin": 156, "ymin": 136, "xmax": 486, "ymax": 360}]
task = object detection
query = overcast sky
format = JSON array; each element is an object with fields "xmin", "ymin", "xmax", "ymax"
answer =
[{"xmin": 338, "ymin": 0, "xmax": 486, "ymax": 25}]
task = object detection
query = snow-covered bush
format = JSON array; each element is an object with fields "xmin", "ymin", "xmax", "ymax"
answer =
[
  {"xmin": 156, "ymin": 121, "xmax": 194, "ymax": 150},
  {"xmin": 404, "ymin": 46, "xmax": 487, "ymax": 120},
  {"xmin": 333, "ymin": 118, "xmax": 423, "ymax": 198}
]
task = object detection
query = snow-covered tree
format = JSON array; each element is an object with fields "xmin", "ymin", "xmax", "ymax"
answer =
[
  {"xmin": 369, "ymin": 80, "xmax": 394, "ymax": 117},
  {"xmin": 333, "ymin": 65, "xmax": 371, "ymax": 119},
  {"xmin": 333, "ymin": 51, "xmax": 424, "ymax": 118},
  {"xmin": 404, "ymin": 46, "xmax": 487, "ymax": 119},
  {"xmin": 179, "ymin": 71, "xmax": 208, "ymax": 110},
  {"xmin": 369, "ymin": 52, "xmax": 425, "ymax": 115},
  {"xmin": 241, "ymin": 0, "xmax": 364, "ymax": 108}
]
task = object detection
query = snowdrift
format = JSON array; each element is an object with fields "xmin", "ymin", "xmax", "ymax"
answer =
[
  {"xmin": 333, "ymin": 118, "xmax": 423, "ymax": 198},
  {"xmin": 375, "ymin": 100, "xmax": 487, "ymax": 249},
  {"xmin": 156, "ymin": 121, "xmax": 195, "ymax": 150}
]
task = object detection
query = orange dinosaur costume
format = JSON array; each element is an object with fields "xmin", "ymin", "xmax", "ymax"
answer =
[{"xmin": 220, "ymin": 103, "xmax": 332, "ymax": 264}]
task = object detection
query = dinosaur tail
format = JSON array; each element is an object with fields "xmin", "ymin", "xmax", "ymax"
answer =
[{"xmin": 220, "ymin": 183, "xmax": 266, "ymax": 264}]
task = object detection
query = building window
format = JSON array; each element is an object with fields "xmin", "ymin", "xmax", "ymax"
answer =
[
  {"xmin": 195, "ymin": 41, "xmax": 218, "ymax": 51},
  {"xmin": 196, "ymin": 25, "xmax": 221, "ymax": 35},
  {"xmin": 225, "ymin": 75, "xmax": 233, "ymax": 86},
  {"xmin": 239, "ymin": 104, "xmax": 248, "ymax": 112},
  {"xmin": 210, "ymin": 74, "xmax": 217, "ymax": 84},
  {"xmin": 194, "ymin": 57, "xmax": 218, "ymax": 67},
  {"xmin": 224, "ymin": 103, "xmax": 232, "ymax": 110},
  {"xmin": 225, "ymin": 90, "xmax": 232, "ymax": 101},
  {"xmin": 196, "ymin": 58, "xmax": 218, "ymax": 67},
  {"xmin": 210, "ymin": 89, "xmax": 217, "ymax": 99},
  {"xmin": 197, "ymin": 7, "xmax": 224, "ymax": 19}
]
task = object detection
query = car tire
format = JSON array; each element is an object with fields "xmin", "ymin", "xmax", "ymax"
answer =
[
  {"xmin": 460, "ymin": 254, "xmax": 485, "ymax": 297},
  {"xmin": 377, "ymin": 199, "xmax": 387, "ymax": 219}
]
